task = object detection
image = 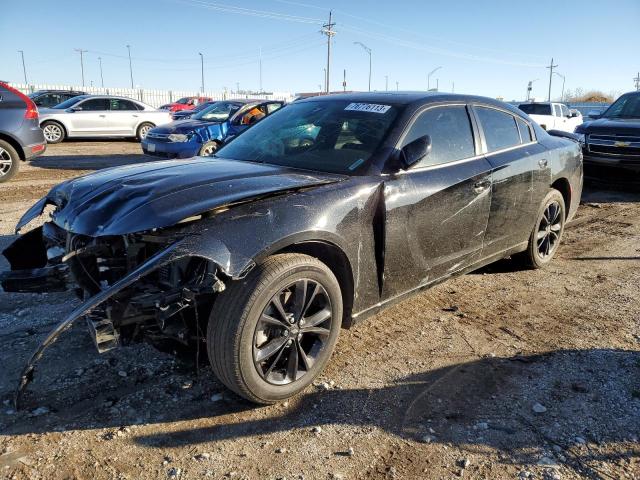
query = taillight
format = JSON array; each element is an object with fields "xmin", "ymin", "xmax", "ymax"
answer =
[{"xmin": 0, "ymin": 82, "xmax": 39, "ymax": 120}]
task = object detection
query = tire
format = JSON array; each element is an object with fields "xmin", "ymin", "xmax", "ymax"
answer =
[
  {"xmin": 515, "ymin": 189, "xmax": 566, "ymax": 269},
  {"xmin": 207, "ymin": 253, "xmax": 342, "ymax": 404},
  {"xmin": 199, "ymin": 140, "xmax": 219, "ymax": 157},
  {"xmin": 0, "ymin": 140, "xmax": 20, "ymax": 183},
  {"xmin": 136, "ymin": 122, "xmax": 154, "ymax": 141},
  {"xmin": 41, "ymin": 121, "xmax": 65, "ymax": 144}
]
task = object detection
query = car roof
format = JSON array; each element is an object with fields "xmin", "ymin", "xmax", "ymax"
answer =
[
  {"xmin": 297, "ymin": 91, "xmax": 511, "ymax": 109},
  {"xmin": 72, "ymin": 95, "xmax": 143, "ymax": 102}
]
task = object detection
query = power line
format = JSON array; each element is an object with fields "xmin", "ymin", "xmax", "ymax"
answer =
[{"xmin": 176, "ymin": 0, "xmax": 324, "ymax": 24}]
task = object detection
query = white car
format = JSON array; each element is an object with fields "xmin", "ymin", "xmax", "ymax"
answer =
[
  {"xmin": 39, "ymin": 95, "xmax": 172, "ymax": 143},
  {"xmin": 518, "ymin": 102, "xmax": 582, "ymax": 133}
]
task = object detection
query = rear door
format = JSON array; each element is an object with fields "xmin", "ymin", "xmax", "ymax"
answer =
[
  {"xmin": 68, "ymin": 98, "xmax": 110, "ymax": 135},
  {"xmin": 472, "ymin": 105, "xmax": 548, "ymax": 256},
  {"xmin": 382, "ymin": 104, "xmax": 493, "ymax": 299},
  {"xmin": 107, "ymin": 98, "xmax": 141, "ymax": 135}
]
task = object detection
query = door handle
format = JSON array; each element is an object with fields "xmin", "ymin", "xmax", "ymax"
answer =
[
  {"xmin": 473, "ymin": 180, "xmax": 490, "ymax": 194},
  {"xmin": 99, "ymin": 114, "xmax": 106, "ymax": 118},
  {"xmin": 132, "ymin": 114, "xmax": 139, "ymax": 117},
  {"xmin": 538, "ymin": 159, "xmax": 548, "ymax": 168}
]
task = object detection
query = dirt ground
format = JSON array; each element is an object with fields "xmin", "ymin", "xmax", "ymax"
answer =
[{"xmin": 0, "ymin": 142, "xmax": 639, "ymax": 480}]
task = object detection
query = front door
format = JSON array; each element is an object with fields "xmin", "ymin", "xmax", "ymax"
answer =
[
  {"xmin": 107, "ymin": 98, "xmax": 141, "ymax": 135},
  {"xmin": 68, "ymin": 98, "xmax": 110, "ymax": 135},
  {"xmin": 382, "ymin": 104, "xmax": 493, "ymax": 300}
]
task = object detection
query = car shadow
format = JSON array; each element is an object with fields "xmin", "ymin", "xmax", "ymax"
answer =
[
  {"xmin": 30, "ymin": 154, "xmax": 154, "ymax": 171},
  {"xmin": 1, "ymin": 346, "xmax": 638, "ymax": 476}
]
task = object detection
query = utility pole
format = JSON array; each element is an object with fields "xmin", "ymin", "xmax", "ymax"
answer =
[
  {"xmin": 634, "ymin": 72, "xmax": 640, "ymax": 91},
  {"xmin": 436, "ymin": 78, "xmax": 439, "ymax": 91},
  {"xmin": 98, "ymin": 56, "xmax": 104, "ymax": 87},
  {"xmin": 17, "ymin": 50, "xmax": 27, "ymax": 84},
  {"xmin": 259, "ymin": 47, "xmax": 263, "ymax": 93},
  {"xmin": 427, "ymin": 66, "xmax": 442, "ymax": 90},
  {"xmin": 126, "ymin": 45, "xmax": 134, "ymax": 88},
  {"xmin": 199, "ymin": 52, "xmax": 204, "ymax": 92},
  {"xmin": 554, "ymin": 72, "xmax": 566, "ymax": 102},
  {"xmin": 354, "ymin": 42, "xmax": 371, "ymax": 91},
  {"xmin": 385, "ymin": 75, "xmax": 388, "ymax": 91},
  {"xmin": 74, "ymin": 48, "xmax": 88, "ymax": 87},
  {"xmin": 343, "ymin": 69, "xmax": 347, "ymax": 92},
  {"xmin": 323, "ymin": 68, "xmax": 326, "ymax": 93},
  {"xmin": 236, "ymin": 82, "xmax": 240, "ymax": 94},
  {"xmin": 396, "ymin": 81, "xmax": 399, "ymax": 91},
  {"xmin": 321, "ymin": 11, "xmax": 336, "ymax": 94},
  {"xmin": 546, "ymin": 57, "xmax": 558, "ymax": 102},
  {"xmin": 452, "ymin": 81, "xmax": 454, "ymax": 93}
]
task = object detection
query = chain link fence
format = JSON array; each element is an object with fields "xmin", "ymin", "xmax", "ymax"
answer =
[{"xmin": 10, "ymin": 83, "xmax": 295, "ymax": 108}]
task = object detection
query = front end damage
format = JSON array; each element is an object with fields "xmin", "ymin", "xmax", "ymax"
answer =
[{"xmin": 2, "ymin": 221, "xmax": 228, "ymax": 408}]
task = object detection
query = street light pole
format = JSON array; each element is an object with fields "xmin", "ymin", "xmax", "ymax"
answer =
[
  {"xmin": 74, "ymin": 48, "xmax": 87, "ymax": 87},
  {"xmin": 546, "ymin": 57, "xmax": 558, "ymax": 102},
  {"xmin": 98, "ymin": 56, "xmax": 104, "ymax": 87},
  {"xmin": 354, "ymin": 41, "xmax": 372, "ymax": 92},
  {"xmin": 526, "ymin": 78, "xmax": 539, "ymax": 101},
  {"xmin": 554, "ymin": 72, "xmax": 566, "ymax": 102},
  {"xmin": 259, "ymin": 47, "xmax": 263, "ymax": 93},
  {"xmin": 17, "ymin": 50, "xmax": 27, "ymax": 84},
  {"xmin": 198, "ymin": 52, "xmax": 204, "ymax": 93},
  {"xmin": 126, "ymin": 45, "xmax": 134, "ymax": 89},
  {"xmin": 427, "ymin": 66, "xmax": 442, "ymax": 90},
  {"xmin": 385, "ymin": 75, "xmax": 388, "ymax": 91}
]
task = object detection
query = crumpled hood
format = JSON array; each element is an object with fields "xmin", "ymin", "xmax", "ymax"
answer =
[
  {"xmin": 578, "ymin": 117, "xmax": 640, "ymax": 136},
  {"xmin": 18, "ymin": 158, "xmax": 344, "ymax": 236},
  {"xmin": 151, "ymin": 119, "xmax": 218, "ymax": 134}
]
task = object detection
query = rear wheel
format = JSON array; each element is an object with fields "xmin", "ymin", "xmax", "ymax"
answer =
[
  {"xmin": 41, "ymin": 121, "xmax": 65, "ymax": 144},
  {"xmin": 136, "ymin": 122, "xmax": 154, "ymax": 141},
  {"xmin": 515, "ymin": 189, "xmax": 565, "ymax": 269},
  {"xmin": 0, "ymin": 140, "xmax": 20, "ymax": 182},
  {"xmin": 207, "ymin": 253, "xmax": 342, "ymax": 404}
]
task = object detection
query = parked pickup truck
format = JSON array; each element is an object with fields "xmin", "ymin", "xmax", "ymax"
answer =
[
  {"xmin": 518, "ymin": 102, "xmax": 582, "ymax": 132},
  {"xmin": 574, "ymin": 91, "xmax": 640, "ymax": 179}
]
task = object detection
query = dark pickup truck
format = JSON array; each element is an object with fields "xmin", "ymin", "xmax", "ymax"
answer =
[{"xmin": 574, "ymin": 91, "xmax": 640, "ymax": 179}]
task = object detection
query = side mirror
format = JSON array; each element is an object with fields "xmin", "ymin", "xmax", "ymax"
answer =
[
  {"xmin": 587, "ymin": 110, "xmax": 601, "ymax": 119},
  {"xmin": 400, "ymin": 135, "xmax": 432, "ymax": 169}
]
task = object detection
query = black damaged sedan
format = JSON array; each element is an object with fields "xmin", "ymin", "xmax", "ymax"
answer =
[{"xmin": 1, "ymin": 92, "xmax": 583, "ymax": 406}]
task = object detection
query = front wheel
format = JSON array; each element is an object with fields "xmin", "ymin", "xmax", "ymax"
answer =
[
  {"xmin": 515, "ymin": 189, "xmax": 565, "ymax": 269},
  {"xmin": 207, "ymin": 253, "xmax": 342, "ymax": 404},
  {"xmin": 199, "ymin": 140, "xmax": 219, "ymax": 157}
]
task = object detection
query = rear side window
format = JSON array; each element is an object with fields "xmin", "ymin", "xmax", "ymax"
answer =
[
  {"xmin": 516, "ymin": 118, "xmax": 533, "ymax": 143},
  {"xmin": 518, "ymin": 104, "xmax": 551, "ymax": 116},
  {"xmin": 476, "ymin": 106, "xmax": 521, "ymax": 152},
  {"xmin": 78, "ymin": 98, "xmax": 110, "ymax": 111},
  {"xmin": 401, "ymin": 105, "xmax": 475, "ymax": 167},
  {"xmin": 110, "ymin": 99, "xmax": 138, "ymax": 110}
]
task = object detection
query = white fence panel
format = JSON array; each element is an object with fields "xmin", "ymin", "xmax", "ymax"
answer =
[{"xmin": 10, "ymin": 83, "xmax": 294, "ymax": 108}]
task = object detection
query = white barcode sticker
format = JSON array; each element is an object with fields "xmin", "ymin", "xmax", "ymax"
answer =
[{"xmin": 344, "ymin": 103, "xmax": 391, "ymax": 114}]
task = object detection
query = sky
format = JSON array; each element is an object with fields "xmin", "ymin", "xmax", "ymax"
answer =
[{"xmin": 1, "ymin": 0, "xmax": 639, "ymax": 100}]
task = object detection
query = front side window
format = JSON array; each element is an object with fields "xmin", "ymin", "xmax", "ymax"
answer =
[
  {"xmin": 267, "ymin": 103, "xmax": 283, "ymax": 114},
  {"xmin": 401, "ymin": 105, "xmax": 475, "ymax": 167},
  {"xmin": 216, "ymin": 100, "xmax": 400, "ymax": 174},
  {"xmin": 518, "ymin": 104, "xmax": 552, "ymax": 116},
  {"xmin": 476, "ymin": 106, "xmax": 521, "ymax": 152},
  {"xmin": 602, "ymin": 93, "xmax": 640, "ymax": 119},
  {"xmin": 560, "ymin": 104, "xmax": 570, "ymax": 117},
  {"xmin": 78, "ymin": 98, "xmax": 110, "ymax": 111}
]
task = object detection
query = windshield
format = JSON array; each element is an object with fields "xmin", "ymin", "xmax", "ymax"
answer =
[
  {"xmin": 518, "ymin": 104, "xmax": 552, "ymax": 116},
  {"xmin": 52, "ymin": 97, "xmax": 85, "ymax": 109},
  {"xmin": 602, "ymin": 94, "xmax": 640, "ymax": 119},
  {"xmin": 193, "ymin": 101, "xmax": 241, "ymax": 122},
  {"xmin": 216, "ymin": 100, "xmax": 401, "ymax": 174}
]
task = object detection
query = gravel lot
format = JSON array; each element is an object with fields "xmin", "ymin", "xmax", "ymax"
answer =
[{"xmin": 1, "ymin": 142, "xmax": 639, "ymax": 480}]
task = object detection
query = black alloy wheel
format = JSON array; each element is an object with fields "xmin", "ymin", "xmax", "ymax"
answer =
[
  {"xmin": 537, "ymin": 200, "xmax": 562, "ymax": 259},
  {"xmin": 253, "ymin": 279, "xmax": 332, "ymax": 385}
]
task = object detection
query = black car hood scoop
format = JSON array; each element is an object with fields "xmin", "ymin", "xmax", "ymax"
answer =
[{"xmin": 22, "ymin": 158, "xmax": 344, "ymax": 236}]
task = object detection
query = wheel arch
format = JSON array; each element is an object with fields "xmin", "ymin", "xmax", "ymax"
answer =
[
  {"xmin": 0, "ymin": 132, "xmax": 25, "ymax": 160},
  {"xmin": 551, "ymin": 177, "xmax": 571, "ymax": 219},
  {"xmin": 274, "ymin": 240, "xmax": 355, "ymax": 329},
  {"xmin": 40, "ymin": 118, "xmax": 68, "ymax": 137}
]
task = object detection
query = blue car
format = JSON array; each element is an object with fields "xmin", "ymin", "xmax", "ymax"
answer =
[{"xmin": 142, "ymin": 99, "xmax": 284, "ymax": 158}]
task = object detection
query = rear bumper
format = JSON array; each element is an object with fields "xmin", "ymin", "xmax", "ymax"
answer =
[{"xmin": 24, "ymin": 141, "xmax": 47, "ymax": 161}]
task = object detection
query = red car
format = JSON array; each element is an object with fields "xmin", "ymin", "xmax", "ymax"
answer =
[{"xmin": 160, "ymin": 96, "xmax": 213, "ymax": 113}]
